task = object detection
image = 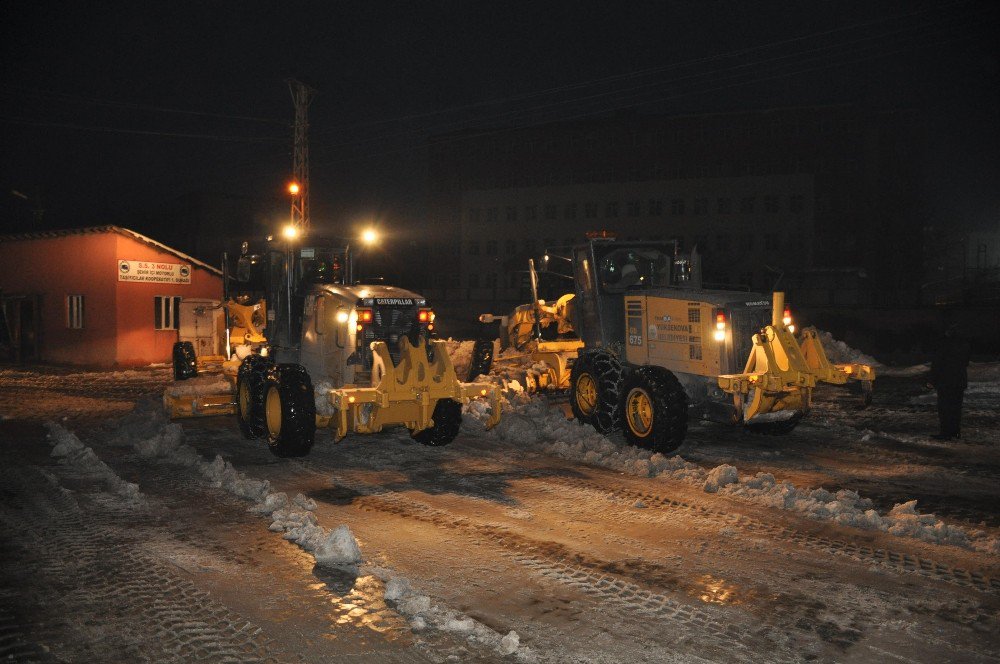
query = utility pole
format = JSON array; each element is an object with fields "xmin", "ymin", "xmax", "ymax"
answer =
[{"xmin": 287, "ymin": 79, "xmax": 316, "ymax": 236}]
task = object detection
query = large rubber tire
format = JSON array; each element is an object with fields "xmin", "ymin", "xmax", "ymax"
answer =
[
  {"xmin": 262, "ymin": 364, "xmax": 316, "ymax": 458},
  {"xmin": 411, "ymin": 398, "xmax": 462, "ymax": 446},
  {"xmin": 569, "ymin": 350, "xmax": 622, "ymax": 433},
  {"xmin": 236, "ymin": 354, "xmax": 272, "ymax": 439},
  {"xmin": 172, "ymin": 341, "xmax": 197, "ymax": 381},
  {"xmin": 620, "ymin": 366, "xmax": 688, "ymax": 453},
  {"xmin": 466, "ymin": 338, "xmax": 495, "ymax": 381}
]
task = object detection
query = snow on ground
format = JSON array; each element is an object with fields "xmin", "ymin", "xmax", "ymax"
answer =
[
  {"xmin": 909, "ymin": 379, "xmax": 1000, "ymax": 406},
  {"xmin": 45, "ymin": 421, "xmax": 142, "ymax": 502},
  {"xmin": 96, "ymin": 395, "xmax": 535, "ymax": 659},
  {"xmin": 455, "ymin": 330, "xmax": 1000, "ymax": 554},
  {"xmin": 462, "ymin": 383, "xmax": 999, "ymax": 554}
]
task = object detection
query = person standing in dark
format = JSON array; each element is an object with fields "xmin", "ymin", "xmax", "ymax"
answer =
[{"xmin": 928, "ymin": 324, "xmax": 971, "ymax": 440}]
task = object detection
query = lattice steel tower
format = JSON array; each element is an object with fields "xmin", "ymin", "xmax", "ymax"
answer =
[{"xmin": 287, "ymin": 79, "xmax": 316, "ymax": 236}]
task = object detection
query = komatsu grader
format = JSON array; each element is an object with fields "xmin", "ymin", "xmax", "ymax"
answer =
[
  {"xmin": 164, "ymin": 233, "xmax": 501, "ymax": 457},
  {"xmin": 471, "ymin": 235, "xmax": 874, "ymax": 453}
]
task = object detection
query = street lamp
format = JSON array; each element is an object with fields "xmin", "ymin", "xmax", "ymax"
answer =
[
  {"xmin": 282, "ymin": 224, "xmax": 299, "ymax": 240},
  {"xmin": 361, "ymin": 228, "xmax": 378, "ymax": 246},
  {"xmin": 287, "ymin": 182, "xmax": 300, "ymax": 196}
]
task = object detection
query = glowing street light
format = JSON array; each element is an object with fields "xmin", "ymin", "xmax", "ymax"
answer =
[
  {"xmin": 288, "ymin": 182, "xmax": 301, "ymax": 196},
  {"xmin": 361, "ymin": 228, "xmax": 378, "ymax": 246},
  {"xmin": 282, "ymin": 224, "xmax": 299, "ymax": 240}
]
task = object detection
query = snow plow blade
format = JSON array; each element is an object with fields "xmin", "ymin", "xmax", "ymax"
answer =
[
  {"xmin": 163, "ymin": 380, "xmax": 236, "ymax": 418},
  {"xmin": 323, "ymin": 336, "xmax": 502, "ymax": 442},
  {"xmin": 717, "ymin": 325, "xmax": 816, "ymax": 423}
]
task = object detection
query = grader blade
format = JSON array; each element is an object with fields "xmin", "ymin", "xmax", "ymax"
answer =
[
  {"xmin": 163, "ymin": 375, "xmax": 237, "ymax": 418},
  {"xmin": 718, "ymin": 325, "xmax": 816, "ymax": 423},
  {"xmin": 327, "ymin": 337, "xmax": 501, "ymax": 441}
]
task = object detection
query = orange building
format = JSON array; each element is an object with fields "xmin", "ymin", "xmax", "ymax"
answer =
[{"xmin": 0, "ymin": 226, "xmax": 223, "ymax": 367}]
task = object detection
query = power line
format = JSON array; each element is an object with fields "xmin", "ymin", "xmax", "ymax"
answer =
[
  {"xmin": 311, "ymin": 33, "xmax": 968, "ymax": 168},
  {"xmin": 0, "ymin": 116, "xmax": 287, "ymax": 143},
  {"xmin": 308, "ymin": 7, "xmax": 979, "ymax": 156},
  {"xmin": 0, "ymin": 86, "xmax": 288, "ymax": 126},
  {"xmin": 309, "ymin": 0, "xmax": 972, "ymax": 137}
]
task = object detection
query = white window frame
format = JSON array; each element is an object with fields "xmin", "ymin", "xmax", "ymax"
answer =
[
  {"xmin": 154, "ymin": 295, "xmax": 182, "ymax": 331},
  {"xmin": 66, "ymin": 294, "xmax": 84, "ymax": 329}
]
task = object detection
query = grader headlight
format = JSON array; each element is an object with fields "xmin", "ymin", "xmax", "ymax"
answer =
[{"xmin": 713, "ymin": 310, "xmax": 727, "ymax": 342}]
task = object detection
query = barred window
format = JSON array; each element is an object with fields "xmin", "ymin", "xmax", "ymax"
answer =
[
  {"xmin": 66, "ymin": 294, "xmax": 84, "ymax": 329},
  {"xmin": 154, "ymin": 296, "xmax": 182, "ymax": 330}
]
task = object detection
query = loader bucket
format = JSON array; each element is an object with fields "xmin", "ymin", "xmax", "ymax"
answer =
[
  {"xmin": 718, "ymin": 325, "xmax": 816, "ymax": 423},
  {"xmin": 325, "ymin": 336, "xmax": 502, "ymax": 441}
]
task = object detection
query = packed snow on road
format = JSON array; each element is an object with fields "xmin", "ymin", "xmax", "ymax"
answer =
[{"xmin": 0, "ymin": 334, "xmax": 998, "ymax": 663}]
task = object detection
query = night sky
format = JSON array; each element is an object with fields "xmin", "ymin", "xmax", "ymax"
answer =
[{"xmin": 2, "ymin": 1, "xmax": 998, "ymax": 242}]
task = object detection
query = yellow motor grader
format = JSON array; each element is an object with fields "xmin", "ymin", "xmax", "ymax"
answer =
[
  {"xmin": 472, "ymin": 236, "xmax": 874, "ymax": 453},
  {"xmin": 164, "ymin": 234, "xmax": 501, "ymax": 457}
]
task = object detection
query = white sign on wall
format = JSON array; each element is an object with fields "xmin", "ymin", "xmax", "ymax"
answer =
[{"xmin": 118, "ymin": 260, "xmax": 192, "ymax": 284}]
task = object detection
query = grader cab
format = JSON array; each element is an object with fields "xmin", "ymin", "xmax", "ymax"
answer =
[{"xmin": 164, "ymin": 233, "xmax": 501, "ymax": 457}]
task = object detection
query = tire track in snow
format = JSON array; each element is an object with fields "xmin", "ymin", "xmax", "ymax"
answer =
[
  {"xmin": 321, "ymin": 472, "xmax": 803, "ymax": 663},
  {"xmin": 537, "ymin": 475, "xmax": 1000, "ymax": 595},
  {"xmin": 0, "ymin": 462, "xmax": 283, "ymax": 664}
]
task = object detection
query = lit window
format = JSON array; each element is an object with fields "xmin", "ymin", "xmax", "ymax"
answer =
[
  {"xmin": 66, "ymin": 294, "xmax": 84, "ymax": 329},
  {"xmin": 154, "ymin": 296, "xmax": 182, "ymax": 330}
]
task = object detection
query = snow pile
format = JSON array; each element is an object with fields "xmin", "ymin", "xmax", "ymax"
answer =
[
  {"xmin": 314, "ymin": 380, "xmax": 336, "ymax": 417},
  {"xmin": 45, "ymin": 422, "xmax": 142, "ymax": 501},
  {"xmin": 313, "ymin": 525, "xmax": 363, "ymax": 566},
  {"xmin": 815, "ymin": 330, "xmax": 880, "ymax": 366},
  {"xmin": 123, "ymin": 411, "xmax": 361, "ymax": 567},
  {"xmin": 444, "ymin": 339, "xmax": 476, "ymax": 380},
  {"xmin": 379, "ymin": 573, "xmax": 527, "ymax": 658},
  {"xmin": 162, "ymin": 375, "xmax": 231, "ymax": 398},
  {"xmin": 703, "ymin": 464, "xmax": 738, "ymax": 493},
  {"xmin": 463, "ymin": 392, "xmax": 997, "ymax": 553}
]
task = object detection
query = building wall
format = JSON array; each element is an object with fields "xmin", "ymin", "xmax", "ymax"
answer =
[
  {"xmin": 0, "ymin": 233, "xmax": 119, "ymax": 365},
  {"xmin": 426, "ymin": 105, "xmax": 925, "ymax": 308},
  {"xmin": 457, "ymin": 174, "xmax": 815, "ymax": 296},
  {"xmin": 0, "ymin": 229, "xmax": 222, "ymax": 367},
  {"xmin": 112, "ymin": 234, "xmax": 221, "ymax": 366}
]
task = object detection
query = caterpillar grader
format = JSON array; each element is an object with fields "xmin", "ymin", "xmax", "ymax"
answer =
[
  {"xmin": 164, "ymin": 232, "xmax": 501, "ymax": 457},
  {"xmin": 471, "ymin": 235, "xmax": 874, "ymax": 453}
]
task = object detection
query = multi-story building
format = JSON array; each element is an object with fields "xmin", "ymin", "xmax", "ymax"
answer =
[{"xmin": 423, "ymin": 104, "xmax": 925, "ymax": 312}]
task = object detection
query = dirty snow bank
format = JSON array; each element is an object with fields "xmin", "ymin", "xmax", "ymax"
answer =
[
  {"xmin": 44, "ymin": 422, "xmax": 142, "ymax": 501},
  {"xmin": 162, "ymin": 375, "xmax": 231, "ymax": 398},
  {"xmin": 462, "ymin": 389, "xmax": 998, "ymax": 554},
  {"xmin": 375, "ymin": 572, "xmax": 530, "ymax": 660},
  {"xmin": 814, "ymin": 330, "xmax": 880, "ymax": 366},
  {"xmin": 119, "ymin": 407, "xmax": 362, "ymax": 569}
]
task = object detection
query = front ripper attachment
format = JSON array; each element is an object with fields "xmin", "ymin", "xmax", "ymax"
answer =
[
  {"xmin": 326, "ymin": 337, "xmax": 502, "ymax": 441},
  {"xmin": 798, "ymin": 327, "xmax": 876, "ymax": 405},
  {"xmin": 717, "ymin": 325, "xmax": 817, "ymax": 423}
]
